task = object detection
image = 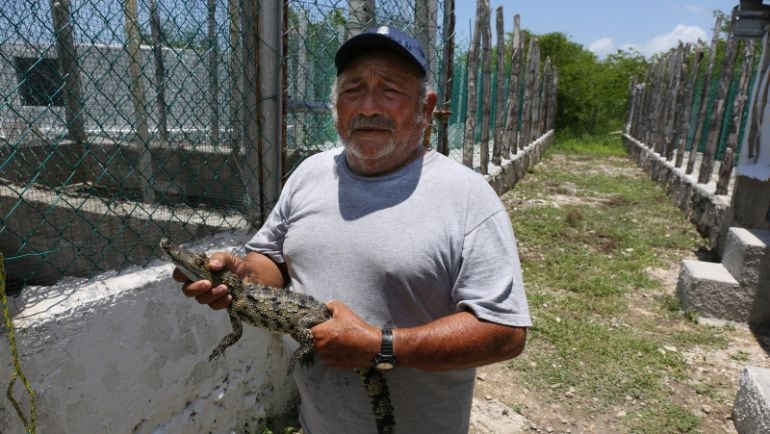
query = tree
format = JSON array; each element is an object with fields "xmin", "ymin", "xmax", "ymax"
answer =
[{"xmin": 538, "ymin": 32, "xmax": 648, "ymax": 136}]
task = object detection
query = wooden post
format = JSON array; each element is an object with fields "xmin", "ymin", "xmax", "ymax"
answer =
[
  {"xmin": 538, "ymin": 57, "xmax": 551, "ymax": 137},
  {"xmin": 640, "ymin": 63, "xmax": 655, "ymax": 146},
  {"xmin": 669, "ymin": 44, "xmax": 692, "ymax": 160},
  {"xmin": 462, "ymin": 0, "xmax": 484, "ymax": 168},
  {"xmin": 50, "ymin": 0, "xmax": 86, "ymax": 146},
  {"xmin": 625, "ymin": 77, "xmax": 638, "ymax": 133},
  {"xmin": 521, "ymin": 37, "xmax": 539, "ymax": 146},
  {"xmin": 651, "ymin": 53, "xmax": 670, "ymax": 154},
  {"xmin": 717, "ymin": 40, "xmax": 755, "ymax": 195},
  {"xmin": 698, "ymin": 32, "xmax": 738, "ymax": 184},
  {"xmin": 549, "ymin": 68, "xmax": 559, "ymax": 131},
  {"xmin": 676, "ymin": 42, "xmax": 704, "ymax": 168},
  {"xmin": 436, "ymin": 0, "xmax": 454, "ymax": 156},
  {"xmin": 630, "ymin": 82, "xmax": 640, "ymax": 137},
  {"xmin": 492, "ymin": 6, "xmax": 505, "ymax": 166},
  {"xmin": 149, "ymin": 0, "xmax": 168, "ymax": 142},
  {"xmin": 664, "ymin": 43, "xmax": 686, "ymax": 160},
  {"xmin": 541, "ymin": 57, "xmax": 553, "ymax": 135},
  {"xmin": 124, "ymin": 0, "xmax": 154, "ymax": 203},
  {"xmin": 503, "ymin": 14, "xmax": 522, "ymax": 155},
  {"xmin": 687, "ymin": 14, "xmax": 723, "ymax": 174},
  {"xmin": 479, "ymin": 0, "xmax": 492, "ymax": 175},
  {"xmin": 530, "ymin": 41, "xmax": 541, "ymax": 143}
]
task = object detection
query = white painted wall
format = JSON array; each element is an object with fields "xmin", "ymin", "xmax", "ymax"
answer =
[
  {"xmin": 0, "ymin": 235, "xmax": 297, "ymax": 433},
  {"xmin": 738, "ymin": 32, "xmax": 770, "ymax": 181}
]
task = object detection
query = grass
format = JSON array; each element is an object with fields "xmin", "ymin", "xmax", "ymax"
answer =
[{"xmin": 504, "ymin": 135, "xmax": 727, "ymax": 432}]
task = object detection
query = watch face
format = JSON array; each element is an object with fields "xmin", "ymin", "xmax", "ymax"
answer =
[{"xmin": 375, "ymin": 361, "xmax": 395, "ymax": 371}]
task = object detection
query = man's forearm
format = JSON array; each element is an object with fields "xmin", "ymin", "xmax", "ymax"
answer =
[
  {"xmin": 393, "ymin": 312, "xmax": 527, "ymax": 371},
  {"xmin": 240, "ymin": 251, "xmax": 288, "ymax": 288}
]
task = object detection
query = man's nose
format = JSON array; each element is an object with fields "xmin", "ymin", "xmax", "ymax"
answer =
[{"xmin": 356, "ymin": 90, "xmax": 384, "ymax": 117}]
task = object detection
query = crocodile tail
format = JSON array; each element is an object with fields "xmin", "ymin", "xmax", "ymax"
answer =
[{"xmin": 356, "ymin": 368, "xmax": 395, "ymax": 434}]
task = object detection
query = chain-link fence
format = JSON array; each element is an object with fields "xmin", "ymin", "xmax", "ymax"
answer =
[
  {"xmin": 0, "ymin": 0, "xmax": 452, "ymax": 292},
  {"xmin": 2, "ymin": 0, "xmax": 551, "ymax": 293}
]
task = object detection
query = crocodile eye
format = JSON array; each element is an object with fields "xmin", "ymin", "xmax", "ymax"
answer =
[{"xmin": 195, "ymin": 257, "xmax": 205, "ymax": 267}]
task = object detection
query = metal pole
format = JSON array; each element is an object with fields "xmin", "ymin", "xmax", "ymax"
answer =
[{"xmin": 259, "ymin": 0, "xmax": 283, "ymax": 214}]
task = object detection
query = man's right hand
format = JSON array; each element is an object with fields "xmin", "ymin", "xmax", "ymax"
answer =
[
  {"xmin": 173, "ymin": 252, "xmax": 237, "ymax": 310},
  {"xmin": 173, "ymin": 251, "xmax": 288, "ymax": 311}
]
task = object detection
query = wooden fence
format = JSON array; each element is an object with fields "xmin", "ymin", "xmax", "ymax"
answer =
[
  {"xmin": 626, "ymin": 13, "xmax": 758, "ymax": 196},
  {"xmin": 458, "ymin": 0, "xmax": 558, "ymax": 175}
]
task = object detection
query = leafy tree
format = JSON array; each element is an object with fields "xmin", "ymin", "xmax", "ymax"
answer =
[{"xmin": 539, "ymin": 32, "xmax": 648, "ymax": 136}]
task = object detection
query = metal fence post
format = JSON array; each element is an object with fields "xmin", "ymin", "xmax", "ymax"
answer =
[
  {"xmin": 241, "ymin": 0, "xmax": 261, "ymax": 223},
  {"xmin": 259, "ymin": 0, "xmax": 283, "ymax": 215}
]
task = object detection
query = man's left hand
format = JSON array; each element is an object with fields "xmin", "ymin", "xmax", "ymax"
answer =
[{"xmin": 311, "ymin": 300, "xmax": 381, "ymax": 370}]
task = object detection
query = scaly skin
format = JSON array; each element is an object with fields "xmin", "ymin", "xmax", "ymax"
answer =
[{"xmin": 159, "ymin": 238, "xmax": 395, "ymax": 433}]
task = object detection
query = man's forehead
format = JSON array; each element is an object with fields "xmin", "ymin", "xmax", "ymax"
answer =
[{"xmin": 338, "ymin": 51, "xmax": 423, "ymax": 82}]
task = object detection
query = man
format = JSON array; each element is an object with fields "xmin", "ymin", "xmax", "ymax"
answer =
[{"xmin": 177, "ymin": 25, "xmax": 530, "ymax": 433}]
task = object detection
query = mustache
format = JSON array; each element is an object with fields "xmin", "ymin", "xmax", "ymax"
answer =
[{"xmin": 347, "ymin": 115, "xmax": 395, "ymax": 131}]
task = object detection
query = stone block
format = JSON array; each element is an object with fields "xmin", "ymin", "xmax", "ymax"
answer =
[
  {"xmin": 723, "ymin": 228, "xmax": 770, "ymax": 288},
  {"xmin": 733, "ymin": 366, "xmax": 770, "ymax": 434},
  {"xmin": 676, "ymin": 259, "xmax": 748, "ymax": 322}
]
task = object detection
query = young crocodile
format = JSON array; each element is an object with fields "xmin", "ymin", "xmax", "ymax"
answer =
[{"xmin": 159, "ymin": 238, "xmax": 395, "ymax": 434}]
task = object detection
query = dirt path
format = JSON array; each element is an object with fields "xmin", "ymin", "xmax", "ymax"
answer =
[{"xmin": 469, "ymin": 153, "xmax": 770, "ymax": 434}]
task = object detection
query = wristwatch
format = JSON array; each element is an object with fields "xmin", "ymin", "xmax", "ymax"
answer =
[{"xmin": 373, "ymin": 328, "xmax": 396, "ymax": 370}]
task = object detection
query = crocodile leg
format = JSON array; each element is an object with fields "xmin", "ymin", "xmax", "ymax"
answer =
[
  {"xmin": 208, "ymin": 310, "xmax": 244, "ymax": 361},
  {"xmin": 287, "ymin": 328, "xmax": 316, "ymax": 374}
]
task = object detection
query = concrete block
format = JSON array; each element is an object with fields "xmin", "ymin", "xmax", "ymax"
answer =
[
  {"xmin": 676, "ymin": 259, "xmax": 748, "ymax": 322},
  {"xmin": 723, "ymin": 228, "xmax": 770, "ymax": 288},
  {"xmin": 733, "ymin": 366, "xmax": 770, "ymax": 434}
]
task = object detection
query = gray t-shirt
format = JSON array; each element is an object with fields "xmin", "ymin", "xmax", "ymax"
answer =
[{"xmin": 246, "ymin": 148, "xmax": 531, "ymax": 433}]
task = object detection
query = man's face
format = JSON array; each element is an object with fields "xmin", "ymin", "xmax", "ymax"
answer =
[{"xmin": 335, "ymin": 50, "xmax": 435, "ymax": 175}]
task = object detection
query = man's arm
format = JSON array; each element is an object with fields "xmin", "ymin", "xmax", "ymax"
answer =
[
  {"xmin": 175, "ymin": 251, "xmax": 287, "ymax": 309},
  {"xmin": 311, "ymin": 300, "xmax": 527, "ymax": 371}
]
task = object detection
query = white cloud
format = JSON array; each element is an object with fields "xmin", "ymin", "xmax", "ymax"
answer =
[
  {"xmin": 589, "ymin": 37, "xmax": 616, "ymax": 56},
  {"xmin": 590, "ymin": 24, "xmax": 708, "ymax": 59},
  {"xmin": 640, "ymin": 24, "xmax": 708, "ymax": 56}
]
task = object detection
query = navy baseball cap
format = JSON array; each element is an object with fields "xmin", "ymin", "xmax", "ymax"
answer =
[{"xmin": 335, "ymin": 25, "xmax": 427, "ymax": 76}]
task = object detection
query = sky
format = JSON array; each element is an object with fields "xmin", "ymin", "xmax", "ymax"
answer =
[{"xmin": 453, "ymin": 1, "xmax": 739, "ymax": 58}]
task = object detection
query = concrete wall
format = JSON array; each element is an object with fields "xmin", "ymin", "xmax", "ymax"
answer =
[
  {"xmin": 623, "ymin": 134, "xmax": 732, "ymax": 252},
  {"xmin": 0, "ymin": 233, "xmax": 298, "ymax": 433},
  {"xmin": 485, "ymin": 131, "xmax": 553, "ymax": 196},
  {"xmin": 0, "ymin": 132, "xmax": 553, "ymax": 432}
]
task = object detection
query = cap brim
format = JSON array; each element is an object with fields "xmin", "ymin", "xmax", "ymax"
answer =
[{"xmin": 335, "ymin": 33, "xmax": 427, "ymax": 76}]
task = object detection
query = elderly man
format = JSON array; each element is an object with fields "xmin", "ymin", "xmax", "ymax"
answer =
[{"xmin": 177, "ymin": 26, "xmax": 530, "ymax": 433}]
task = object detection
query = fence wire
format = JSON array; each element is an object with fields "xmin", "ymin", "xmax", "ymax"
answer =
[
  {"xmin": 1, "ymin": 0, "xmax": 553, "ymax": 293},
  {"xmin": 0, "ymin": 0, "xmax": 462, "ymax": 292}
]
